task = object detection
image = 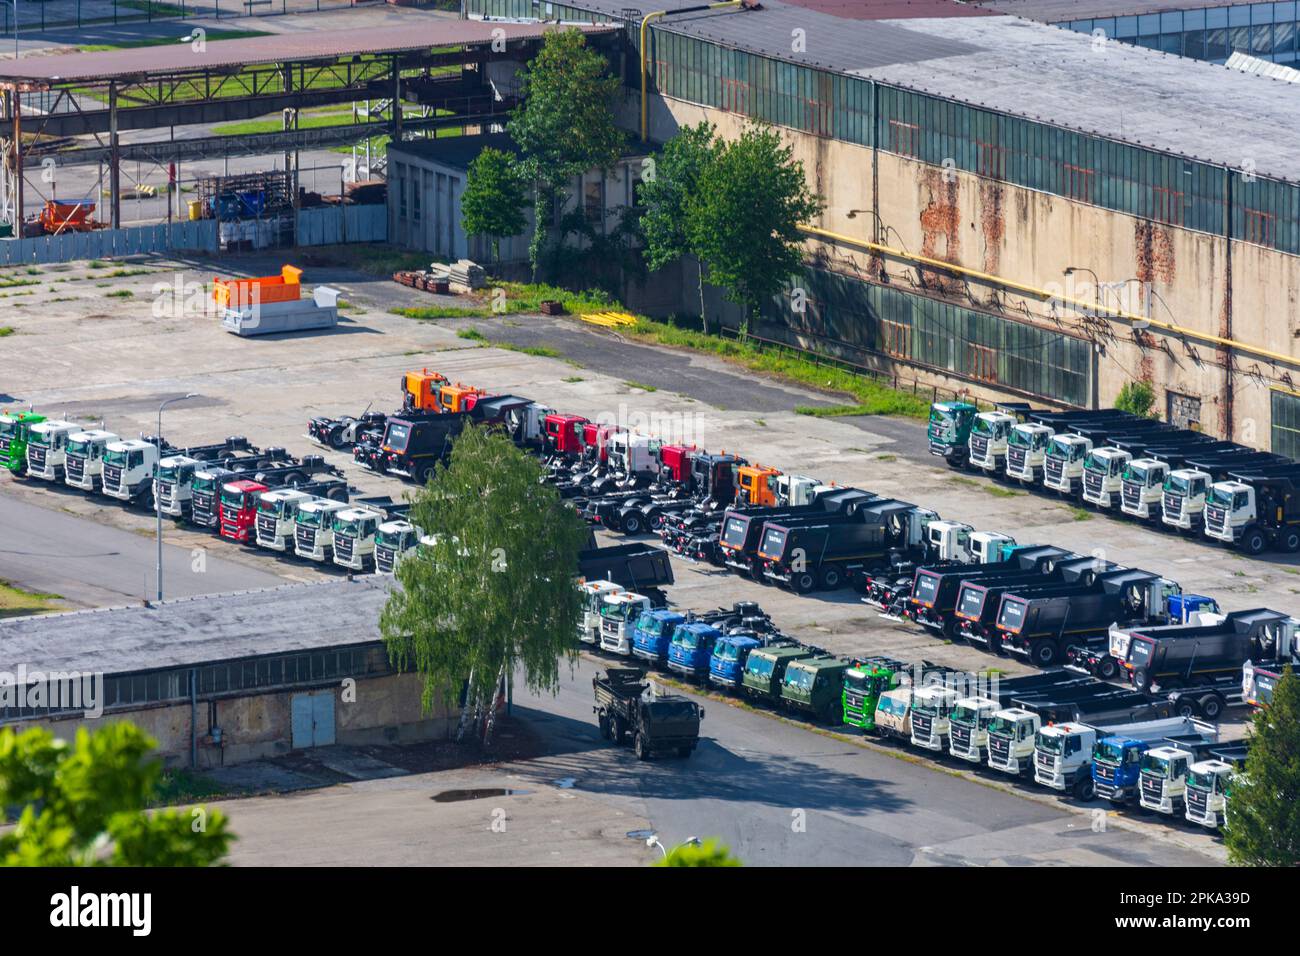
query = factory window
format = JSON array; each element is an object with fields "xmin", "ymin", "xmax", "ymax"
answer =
[
  {"xmin": 968, "ymin": 344, "xmax": 998, "ymax": 383},
  {"xmin": 398, "ymin": 174, "xmax": 407, "ymax": 219},
  {"xmin": 804, "ymin": 97, "xmax": 831, "ymax": 136},
  {"xmin": 584, "ymin": 178, "xmax": 605, "ymax": 226},
  {"xmin": 1271, "ymin": 390, "xmax": 1300, "ymax": 458},
  {"xmin": 1244, "ymin": 208, "xmax": 1276, "ymax": 247},
  {"xmin": 880, "ymin": 318, "xmax": 911, "ymax": 358},
  {"xmin": 977, "ymin": 141, "xmax": 1006, "ymax": 180},
  {"xmin": 889, "ymin": 120, "xmax": 920, "ymax": 158},
  {"xmin": 1062, "ymin": 163, "xmax": 1095, "ymax": 202},
  {"xmin": 721, "ymin": 78, "xmax": 749, "ymax": 114},
  {"xmin": 653, "ymin": 59, "xmax": 672, "ymax": 92},
  {"xmin": 412, "ymin": 178, "xmax": 421, "ymax": 223},
  {"xmin": 1152, "ymin": 186, "xmax": 1184, "ymax": 226}
]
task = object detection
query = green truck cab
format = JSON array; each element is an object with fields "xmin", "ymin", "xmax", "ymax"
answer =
[
  {"xmin": 841, "ymin": 662, "xmax": 902, "ymax": 731},
  {"xmin": 0, "ymin": 410, "xmax": 46, "ymax": 476},
  {"xmin": 927, "ymin": 401, "xmax": 977, "ymax": 468},
  {"xmin": 780, "ymin": 656, "xmax": 852, "ymax": 724},
  {"xmin": 741, "ymin": 644, "xmax": 815, "ymax": 705}
]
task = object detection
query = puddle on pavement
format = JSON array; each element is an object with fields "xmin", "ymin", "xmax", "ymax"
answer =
[
  {"xmin": 553, "ymin": 778, "xmax": 577, "ymax": 789},
  {"xmin": 626, "ymin": 829, "xmax": 656, "ymax": 840},
  {"xmin": 431, "ymin": 788, "xmax": 532, "ymax": 803}
]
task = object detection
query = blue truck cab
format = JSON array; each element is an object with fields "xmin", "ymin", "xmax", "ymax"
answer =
[
  {"xmin": 667, "ymin": 621, "xmax": 723, "ymax": 682},
  {"xmin": 1091, "ymin": 735, "xmax": 1155, "ymax": 804},
  {"xmin": 632, "ymin": 609, "xmax": 686, "ymax": 665},
  {"xmin": 709, "ymin": 634, "xmax": 762, "ymax": 689}
]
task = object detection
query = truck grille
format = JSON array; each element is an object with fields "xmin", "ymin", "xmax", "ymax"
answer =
[
  {"xmin": 1008, "ymin": 448, "xmax": 1026, "ymax": 471},
  {"xmin": 1035, "ymin": 752, "xmax": 1053, "ymax": 773},
  {"xmin": 158, "ymin": 484, "xmax": 174, "ymax": 508},
  {"xmin": 1084, "ymin": 472, "xmax": 1103, "ymax": 497},
  {"xmin": 1141, "ymin": 776, "xmax": 1163, "ymax": 803},
  {"xmin": 1186, "ymin": 789, "xmax": 1208, "ymax": 815},
  {"xmin": 844, "ymin": 690, "xmax": 864, "ymax": 710},
  {"xmin": 1095, "ymin": 764, "xmax": 1116, "ymax": 783},
  {"xmin": 912, "ymin": 714, "xmax": 932, "ymax": 738},
  {"xmin": 103, "ymin": 465, "xmax": 123, "ymax": 493},
  {"xmin": 334, "ymin": 536, "xmax": 354, "ymax": 562},
  {"xmin": 1205, "ymin": 506, "xmax": 1226, "ymax": 533},
  {"xmin": 256, "ymin": 515, "xmax": 277, "ymax": 540},
  {"xmin": 1045, "ymin": 458, "xmax": 1063, "ymax": 483},
  {"xmin": 0, "ymin": 437, "xmax": 10, "ymax": 454},
  {"xmin": 989, "ymin": 736, "xmax": 1010, "ymax": 761},
  {"xmin": 1163, "ymin": 493, "xmax": 1182, "ymax": 518},
  {"xmin": 1121, "ymin": 482, "xmax": 1141, "ymax": 509},
  {"xmin": 192, "ymin": 493, "xmax": 215, "ymax": 526},
  {"xmin": 376, "ymin": 546, "xmax": 396, "ymax": 573},
  {"xmin": 296, "ymin": 528, "xmax": 315, "ymax": 551},
  {"xmin": 28, "ymin": 447, "xmax": 46, "ymax": 470},
  {"xmin": 66, "ymin": 457, "xmax": 85, "ymax": 482},
  {"xmin": 970, "ymin": 436, "xmax": 989, "ymax": 459},
  {"xmin": 951, "ymin": 726, "xmax": 971, "ymax": 748}
]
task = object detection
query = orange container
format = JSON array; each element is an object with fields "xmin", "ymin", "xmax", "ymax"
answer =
[{"xmin": 213, "ymin": 265, "xmax": 303, "ymax": 309}]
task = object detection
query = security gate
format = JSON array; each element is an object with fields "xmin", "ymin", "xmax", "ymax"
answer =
[{"xmin": 291, "ymin": 691, "xmax": 336, "ymax": 749}]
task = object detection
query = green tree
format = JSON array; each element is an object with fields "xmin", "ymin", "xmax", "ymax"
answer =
[
  {"xmin": 461, "ymin": 147, "xmax": 528, "ymax": 267},
  {"xmin": 380, "ymin": 423, "xmax": 590, "ymax": 745},
  {"xmin": 639, "ymin": 121, "xmax": 719, "ymax": 331},
  {"xmin": 0, "ymin": 723, "xmax": 232, "ymax": 866},
  {"xmin": 689, "ymin": 123, "xmax": 823, "ymax": 338},
  {"xmin": 1114, "ymin": 380, "xmax": 1159, "ymax": 418},
  {"xmin": 1226, "ymin": 665, "xmax": 1300, "ymax": 866},
  {"xmin": 655, "ymin": 838, "xmax": 743, "ymax": 867},
  {"xmin": 507, "ymin": 28, "xmax": 625, "ymax": 281}
]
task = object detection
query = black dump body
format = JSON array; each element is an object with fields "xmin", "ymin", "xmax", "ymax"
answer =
[
  {"xmin": 978, "ymin": 669, "xmax": 1098, "ymax": 706},
  {"xmin": 1010, "ymin": 685, "xmax": 1174, "ymax": 724},
  {"xmin": 578, "ymin": 543, "xmax": 675, "ymax": 594},
  {"xmin": 1126, "ymin": 608, "xmax": 1291, "ymax": 687},
  {"xmin": 910, "ymin": 546, "xmax": 1077, "ymax": 615},
  {"xmin": 719, "ymin": 489, "xmax": 874, "ymax": 568},
  {"xmin": 996, "ymin": 567, "xmax": 1154, "ymax": 644},
  {"xmin": 592, "ymin": 668, "xmax": 703, "ymax": 757}
]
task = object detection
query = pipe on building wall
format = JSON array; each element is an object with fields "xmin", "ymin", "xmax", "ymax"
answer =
[
  {"xmin": 798, "ymin": 223, "xmax": 1300, "ymax": 375},
  {"xmin": 640, "ymin": 2, "xmax": 743, "ymax": 143}
]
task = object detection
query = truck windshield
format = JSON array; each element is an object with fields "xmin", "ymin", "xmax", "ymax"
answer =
[
  {"xmin": 66, "ymin": 440, "xmax": 93, "ymax": 458},
  {"xmin": 220, "ymin": 488, "xmax": 246, "ymax": 509},
  {"xmin": 333, "ymin": 517, "xmax": 364, "ymax": 538},
  {"xmin": 1140, "ymin": 754, "xmax": 1172, "ymax": 778},
  {"xmin": 297, "ymin": 509, "xmax": 325, "ymax": 529},
  {"xmin": 951, "ymin": 703, "xmax": 982, "ymax": 726},
  {"xmin": 0, "ymin": 421, "xmax": 14, "ymax": 438},
  {"xmin": 104, "ymin": 449, "xmax": 129, "ymax": 466},
  {"xmin": 157, "ymin": 465, "xmax": 186, "ymax": 482},
  {"xmin": 972, "ymin": 416, "xmax": 999, "ymax": 437},
  {"xmin": 1164, "ymin": 474, "xmax": 1190, "ymax": 494},
  {"xmin": 877, "ymin": 696, "xmax": 908, "ymax": 717},
  {"xmin": 1123, "ymin": 464, "xmax": 1151, "ymax": 485},
  {"xmin": 1186, "ymin": 769, "xmax": 1219, "ymax": 793},
  {"xmin": 1093, "ymin": 740, "xmax": 1125, "ymax": 765},
  {"xmin": 784, "ymin": 668, "xmax": 814, "ymax": 690},
  {"xmin": 913, "ymin": 696, "xmax": 948, "ymax": 717},
  {"xmin": 745, "ymin": 656, "xmax": 775, "ymax": 679},
  {"xmin": 714, "ymin": 642, "xmax": 740, "ymax": 661},
  {"xmin": 377, "ymin": 528, "xmax": 409, "ymax": 548},
  {"xmin": 1008, "ymin": 428, "xmax": 1031, "ymax": 448},
  {"xmin": 1084, "ymin": 453, "xmax": 1107, "ymax": 474},
  {"xmin": 673, "ymin": 628, "xmax": 705, "ymax": 649},
  {"xmin": 193, "ymin": 474, "xmax": 218, "ymax": 493},
  {"xmin": 1208, "ymin": 486, "xmax": 1236, "ymax": 507},
  {"xmin": 987, "ymin": 715, "xmax": 1018, "ymax": 737},
  {"xmin": 258, "ymin": 498, "xmax": 285, "ymax": 516},
  {"xmin": 601, "ymin": 602, "xmax": 637, "ymax": 622},
  {"xmin": 1035, "ymin": 731, "xmax": 1067, "ymax": 755}
]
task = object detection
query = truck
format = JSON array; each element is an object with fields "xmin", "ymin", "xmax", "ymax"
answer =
[
  {"xmin": 1184, "ymin": 743, "xmax": 1249, "ymax": 829},
  {"xmin": 402, "ymin": 369, "xmax": 450, "ymax": 412},
  {"xmin": 966, "ymin": 407, "xmax": 1024, "ymax": 475},
  {"xmin": 103, "ymin": 436, "xmax": 252, "ymax": 509},
  {"xmin": 759, "ymin": 500, "xmax": 938, "ymax": 593},
  {"xmin": 0, "ymin": 410, "xmax": 45, "ymax": 476},
  {"xmin": 307, "ymin": 407, "xmax": 387, "ymax": 449},
  {"xmin": 542, "ymin": 413, "xmax": 589, "ymax": 465},
  {"xmin": 994, "ymin": 568, "xmax": 1183, "ymax": 667},
  {"xmin": 716, "ymin": 488, "xmax": 874, "ymax": 578},
  {"xmin": 1160, "ymin": 449, "xmax": 1285, "ymax": 532},
  {"xmin": 157, "ymin": 446, "xmax": 291, "ymax": 519},
  {"xmin": 332, "ymin": 499, "xmax": 409, "ymax": 572},
  {"xmin": 371, "ymin": 414, "xmax": 470, "ymax": 483},
  {"xmin": 859, "ymin": 520, "xmax": 1017, "ymax": 601},
  {"xmin": 1066, "ymin": 591, "xmax": 1220, "ymax": 682},
  {"xmin": 780, "ymin": 656, "xmax": 853, "ymax": 724},
  {"xmin": 62, "ymin": 428, "xmax": 119, "ymax": 492},
  {"xmin": 577, "ymin": 542, "xmax": 674, "ymax": 603},
  {"xmin": 946, "ymin": 670, "xmax": 1096, "ymax": 763},
  {"xmin": 579, "ymin": 580, "xmax": 624, "ymax": 644},
  {"xmin": 955, "ymin": 577, "xmax": 1105, "ymax": 656},
  {"xmin": 217, "ymin": 475, "xmax": 349, "ymax": 543},
  {"xmin": 593, "ymin": 667, "xmax": 704, "ymax": 760},
  {"xmin": 1090, "ymin": 722, "xmax": 1219, "ymax": 805},
  {"xmin": 874, "ymin": 686, "xmax": 915, "ymax": 740},
  {"xmin": 632, "ymin": 609, "xmax": 687, "ymax": 665},
  {"xmin": 741, "ymin": 644, "xmax": 818, "ymax": 706},
  {"xmin": 1138, "ymin": 736, "xmax": 1225, "ymax": 815},
  {"xmin": 1035, "ymin": 716, "xmax": 1213, "ymax": 801},
  {"xmin": 598, "ymin": 591, "xmax": 654, "ymax": 656},
  {"xmin": 709, "ymin": 629, "xmax": 791, "ymax": 689},
  {"xmin": 927, "ymin": 401, "xmax": 977, "ymax": 468},
  {"xmin": 1204, "ymin": 465, "xmax": 1300, "ymax": 554},
  {"xmin": 666, "ymin": 620, "xmax": 730, "ymax": 683},
  {"xmin": 909, "ymin": 682, "xmax": 963, "ymax": 751},
  {"xmin": 254, "ymin": 489, "xmax": 319, "ymax": 552},
  {"xmin": 374, "ymin": 516, "xmax": 425, "ymax": 573},
  {"xmin": 24, "ymin": 419, "xmax": 80, "ymax": 482},
  {"xmin": 841, "ymin": 658, "xmax": 906, "ymax": 731},
  {"xmin": 190, "ymin": 456, "xmax": 343, "ymax": 529},
  {"xmin": 1118, "ymin": 439, "xmax": 1234, "ymax": 522},
  {"xmin": 294, "ymin": 498, "xmax": 353, "ymax": 562},
  {"xmin": 1003, "ymin": 421, "xmax": 1055, "ymax": 484}
]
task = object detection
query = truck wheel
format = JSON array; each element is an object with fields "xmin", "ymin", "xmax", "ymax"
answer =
[
  {"xmin": 621, "ymin": 512, "xmax": 643, "ymax": 535},
  {"xmin": 819, "ymin": 566, "xmax": 843, "ymax": 590},
  {"xmin": 1029, "ymin": 640, "xmax": 1059, "ymax": 667},
  {"xmin": 634, "ymin": 734, "xmax": 650, "ymax": 761},
  {"xmin": 792, "ymin": 571, "xmax": 817, "ymax": 594},
  {"xmin": 1072, "ymin": 776, "xmax": 1096, "ymax": 801},
  {"xmin": 1242, "ymin": 528, "xmax": 1267, "ymax": 556},
  {"xmin": 1133, "ymin": 669, "xmax": 1153, "ymax": 693},
  {"xmin": 598, "ymin": 713, "xmax": 611, "ymax": 740},
  {"xmin": 282, "ymin": 471, "xmax": 306, "ymax": 487},
  {"xmin": 415, "ymin": 464, "xmax": 436, "ymax": 486},
  {"xmin": 612, "ymin": 717, "xmax": 625, "ymax": 745},
  {"xmin": 327, "ymin": 485, "xmax": 348, "ymax": 502},
  {"xmin": 328, "ymin": 427, "xmax": 346, "ymax": 449},
  {"xmin": 1282, "ymin": 529, "xmax": 1300, "ymax": 553},
  {"xmin": 1199, "ymin": 694, "xmax": 1224, "ymax": 721},
  {"xmin": 1176, "ymin": 698, "xmax": 1198, "ymax": 719},
  {"xmin": 1096, "ymin": 656, "xmax": 1119, "ymax": 681}
]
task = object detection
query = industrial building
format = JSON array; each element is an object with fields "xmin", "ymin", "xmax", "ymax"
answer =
[
  {"xmin": 0, "ymin": 578, "xmax": 455, "ymax": 768},
  {"xmin": 455, "ymin": 0, "xmax": 1300, "ymax": 453}
]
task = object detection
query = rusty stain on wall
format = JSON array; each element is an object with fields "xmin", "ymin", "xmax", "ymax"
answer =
[
  {"xmin": 918, "ymin": 167, "xmax": 962, "ymax": 293},
  {"xmin": 1135, "ymin": 221, "xmax": 1177, "ymax": 286},
  {"xmin": 978, "ymin": 180, "xmax": 1005, "ymax": 277}
]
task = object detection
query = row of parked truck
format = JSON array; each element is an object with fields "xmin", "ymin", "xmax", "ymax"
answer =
[{"xmin": 927, "ymin": 400, "xmax": 1300, "ymax": 555}]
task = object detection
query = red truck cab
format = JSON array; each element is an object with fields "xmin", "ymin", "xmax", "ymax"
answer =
[
  {"xmin": 582, "ymin": 423, "xmax": 623, "ymax": 463},
  {"xmin": 544, "ymin": 413, "xmax": 589, "ymax": 456},
  {"xmin": 658, "ymin": 444, "xmax": 698, "ymax": 485},
  {"xmin": 219, "ymin": 478, "xmax": 269, "ymax": 542}
]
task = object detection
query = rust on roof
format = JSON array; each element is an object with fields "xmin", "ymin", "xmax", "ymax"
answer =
[
  {"xmin": 779, "ymin": 0, "xmax": 997, "ymax": 18},
  {"xmin": 0, "ymin": 20, "xmax": 616, "ymax": 85}
]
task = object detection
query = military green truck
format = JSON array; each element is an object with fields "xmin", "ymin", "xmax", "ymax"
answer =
[
  {"xmin": 593, "ymin": 667, "xmax": 704, "ymax": 761},
  {"xmin": 927, "ymin": 401, "xmax": 977, "ymax": 469},
  {"xmin": 741, "ymin": 644, "xmax": 817, "ymax": 705},
  {"xmin": 841, "ymin": 658, "xmax": 905, "ymax": 731},
  {"xmin": 780, "ymin": 656, "xmax": 853, "ymax": 724},
  {"xmin": 0, "ymin": 410, "xmax": 45, "ymax": 476}
]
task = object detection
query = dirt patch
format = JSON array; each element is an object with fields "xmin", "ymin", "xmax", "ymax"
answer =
[{"xmin": 363, "ymin": 716, "xmax": 549, "ymax": 774}]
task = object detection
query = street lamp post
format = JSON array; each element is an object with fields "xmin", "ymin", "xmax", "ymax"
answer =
[
  {"xmin": 155, "ymin": 393, "xmax": 197, "ymax": 602},
  {"xmin": 645, "ymin": 834, "xmax": 701, "ymax": 859}
]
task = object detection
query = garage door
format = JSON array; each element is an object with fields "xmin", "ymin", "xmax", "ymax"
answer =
[{"xmin": 291, "ymin": 692, "xmax": 337, "ymax": 749}]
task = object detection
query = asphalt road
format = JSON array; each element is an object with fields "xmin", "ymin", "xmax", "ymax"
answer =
[
  {"xmin": 0, "ymin": 487, "xmax": 282, "ymax": 607},
  {"xmin": 504, "ymin": 655, "xmax": 1217, "ymax": 866}
]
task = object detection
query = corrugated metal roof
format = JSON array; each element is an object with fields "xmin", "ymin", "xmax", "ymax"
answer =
[
  {"xmin": 1227, "ymin": 49, "xmax": 1300, "ymax": 82},
  {"xmin": 780, "ymin": 0, "xmax": 996, "ymax": 19},
  {"xmin": 974, "ymin": 0, "xmax": 1256, "ymax": 22},
  {"xmin": 0, "ymin": 20, "xmax": 616, "ymax": 84}
]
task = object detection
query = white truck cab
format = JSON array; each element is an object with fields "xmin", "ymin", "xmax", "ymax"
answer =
[
  {"xmin": 331, "ymin": 504, "xmax": 388, "ymax": 572},
  {"xmin": 579, "ymin": 580, "xmax": 624, "ymax": 644},
  {"xmin": 927, "ymin": 521, "xmax": 1015, "ymax": 564},
  {"xmin": 1120, "ymin": 457, "xmax": 1170, "ymax": 520},
  {"xmin": 101, "ymin": 438, "xmax": 161, "ymax": 505},
  {"xmin": 874, "ymin": 687, "xmax": 913, "ymax": 740},
  {"xmin": 909, "ymin": 685, "xmax": 959, "ymax": 751},
  {"xmin": 1081, "ymin": 447, "xmax": 1131, "ymax": 509},
  {"xmin": 598, "ymin": 591, "xmax": 652, "ymax": 655},
  {"xmin": 606, "ymin": 432, "xmax": 661, "ymax": 480},
  {"xmin": 774, "ymin": 474, "xmax": 831, "ymax": 507},
  {"xmin": 294, "ymin": 498, "xmax": 351, "ymax": 562},
  {"xmin": 1138, "ymin": 744, "xmax": 1198, "ymax": 815},
  {"xmin": 948, "ymin": 696, "xmax": 1001, "ymax": 763},
  {"xmin": 1032, "ymin": 721, "xmax": 1101, "ymax": 798},
  {"xmin": 25, "ymin": 419, "xmax": 79, "ymax": 481},
  {"xmin": 154, "ymin": 454, "xmax": 207, "ymax": 517},
  {"xmin": 1184, "ymin": 758, "xmax": 1237, "ymax": 829},
  {"xmin": 375, "ymin": 519, "xmax": 422, "ymax": 573},
  {"xmin": 255, "ymin": 489, "xmax": 316, "ymax": 551},
  {"xmin": 63, "ymin": 429, "xmax": 118, "ymax": 492},
  {"xmin": 986, "ymin": 707, "xmax": 1039, "ymax": 776},
  {"xmin": 1161, "ymin": 468, "xmax": 1212, "ymax": 531},
  {"xmin": 1043, "ymin": 434, "xmax": 1092, "ymax": 496},
  {"xmin": 1004, "ymin": 423, "xmax": 1053, "ymax": 484},
  {"xmin": 967, "ymin": 412, "xmax": 1016, "ymax": 473},
  {"xmin": 1202, "ymin": 480, "xmax": 1253, "ymax": 546}
]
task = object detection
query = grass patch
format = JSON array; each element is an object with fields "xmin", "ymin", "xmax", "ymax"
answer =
[
  {"xmin": 499, "ymin": 343, "xmax": 561, "ymax": 358},
  {"xmin": 1068, "ymin": 506, "xmax": 1093, "ymax": 521},
  {"xmin": 489, "ymin": 281, "xmax": 615, "ymax": 316},
  {"xmin": 457, "ymin": 327, "xmax": 486, "ymax": 341},
  {"xmin": 0, "ymin": 327, "xmax": 12, "ymax": 337},
  {"xmin": 876, "ymin": 453, "xmax": 897, "ymax": 462},
  {"xmin": 87, "ymin": 260, "xmax": 108, "ymax": 269},
  {"xmin": 0, "ymin": 277, "xmax": 39, "ymax": 289},
  {"xmin": 213, "ymin": 110, "xmax": 361, "ymax": 137},
  {"xmin": 105, "ymin": 289, "xmax": 134, "ymax": 298},
  {"xmin": 949, "ymin": 475, "xmax": 1023, "ymax": 498},
  {"xmin": 394, "ymin": 305, "xmax": 491, "ymax": 320},
  {"xmin": 0, "ymin": 581, "xmax": 62, "ymax": 620},
  {"xmin": 753, "ymin": 418, "xmax": 766, "ymax": 426},
  {"xmin": 78, "ymin": 28, "xmax": 268, "ymax": 52},
  {"xmin": 624, "ymin": 380, "xmax": 658, "ymax": 392},
  {"xmin": 562, "ymin": 375, "xmax": 584, "ymax": 383},
  {"xmin": 151, "ymin": 769, "xmax": 242, "ymax": 808}
]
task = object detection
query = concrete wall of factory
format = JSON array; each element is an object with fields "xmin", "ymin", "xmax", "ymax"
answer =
[
  {"xmin": 629, "ymin": 90, "xmax": 1300, "ymax": 448},
  {"xmin": 13, "ymin": 672, "xmax": 453, "ymax": 769}
]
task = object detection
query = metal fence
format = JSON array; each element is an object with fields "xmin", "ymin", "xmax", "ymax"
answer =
[{"xmin": 297, "ymin": 203, "xmax": 388, "ymax": 245}]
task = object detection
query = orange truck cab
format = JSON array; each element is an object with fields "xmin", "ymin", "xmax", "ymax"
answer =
[
  {"xmin": 438, "ymin": 382, "xmax": 486, "ymax": 413},
  {"xmin": 213, "ymin": 265, "xmax": 302, "ymax": 309},
  {"xmin": 736, "ymin": 464, "xmax": 782, "ymax": 506},
  {"xmin": 402, "ymin": 369, "xmax": 449, "ymax": 411}
]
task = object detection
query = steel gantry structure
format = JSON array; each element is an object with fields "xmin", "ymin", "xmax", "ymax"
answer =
[{"xmin": 0, "ymin": 20, "xmax": 616, "ymax": 228}]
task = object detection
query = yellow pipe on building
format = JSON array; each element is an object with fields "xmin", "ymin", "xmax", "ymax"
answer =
[
  {"xmin": 799, "ymin": 223, "xmax": 1300, "ymax": 372},
  {"xmin": 641, "ymin": 2, "xmax": 742, "ymax": 143}
]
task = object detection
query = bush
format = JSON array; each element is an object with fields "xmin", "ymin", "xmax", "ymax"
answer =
[{"xmin": 1114, "ymin": 380, "xmax": 1158, "ymax": 419}]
